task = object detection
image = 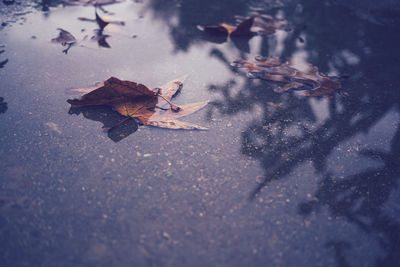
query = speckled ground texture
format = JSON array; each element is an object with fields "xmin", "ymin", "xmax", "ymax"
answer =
[{"xmin": 1, "ymin": 0, "xmax": 400, "ymax": 266}]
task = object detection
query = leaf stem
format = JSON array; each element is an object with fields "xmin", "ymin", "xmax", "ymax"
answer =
[{"xmin": 157, "ymin": 93, "xmax": 181, "ymax": 112}]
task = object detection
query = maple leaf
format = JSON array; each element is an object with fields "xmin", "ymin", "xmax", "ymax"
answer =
[
  {"xmin": 67, "ymin": 77, "xmax": 209, "ymax": 131},
  {"xmin": 232, "ymin": 56, "xmax": 342, "ymax": 97}
]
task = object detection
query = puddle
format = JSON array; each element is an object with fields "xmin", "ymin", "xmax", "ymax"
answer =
[{"xmin": 0, "ymin": 0, "xmax": 400, "ymax": 266}]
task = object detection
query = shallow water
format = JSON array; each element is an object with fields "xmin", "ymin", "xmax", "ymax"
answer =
[{"xmin": 1, "ymin": 0, "xmax": 400, "ymax": 266}]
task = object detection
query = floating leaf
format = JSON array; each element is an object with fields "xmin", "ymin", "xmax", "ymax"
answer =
[
  {"xmin": 233, "ymin": 57, "xmax": 342, "ymax": 97},
  {"xmin": 67, "ymin": 77, "xmax": 208, "ymax": 132},
  {"xmin": 67, "ymin": 77, "xmax": 157, "ymax": 107}
]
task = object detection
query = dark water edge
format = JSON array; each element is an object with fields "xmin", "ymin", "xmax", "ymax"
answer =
[{"xmin": 1, "ymin": 0, "xmax": 400, "ymax": 266}]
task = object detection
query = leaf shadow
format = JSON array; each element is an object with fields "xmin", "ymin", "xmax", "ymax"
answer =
[{"xmin": 68, "ymin": 105, "xmax": 138, "ymax": 142}]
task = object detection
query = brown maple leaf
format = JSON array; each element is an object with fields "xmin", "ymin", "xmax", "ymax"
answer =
[
  {"xmin": 67, "ymin": 76, "xmax": 209, "ymax": 131},
  {"xmin": 232, "ymin": 56, "xmax": 342, "ymax": 97}
]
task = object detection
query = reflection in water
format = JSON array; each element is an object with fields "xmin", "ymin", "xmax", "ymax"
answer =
[
  {"xmin": 0, "ymin": 44, "xmax": 7, "ymax": 69},
  {"xmin": 325, "ymin": 241, "xmax": 352, "ymax": 267},
  {"xmin": 51, "ymin": 28, "xmax": 77, "ymax": 54},
  {"xmin": 140, "ymin": 0, "xmax": 400, "ymax": 265},
  {"xmin": 1, "ymin": 0, "xmax": 400, "ymax": 266},
  {"xmin": 69, "ymin": 105, "xmax": 138, "ymax": 142},
  {"xmin": 51, "ymin": 8, "xmax": 126, "ymax": 53},
  {"xmin": 0, "ymin": 58, "xmax": 7, "ymax": 68},
  {"xmin": 0, "ymin": 97, "xmax": 7, "ymax": 114},
  {"xmin": 34, "ymin": 0, "xmax": 63, "ymax": 12},
  {"xmin": 299, "ymin": 128, "xmax": 400, "ymax": 266},
  {"xmin": 145, "ymin": 0, "xmax": 278, "ymax": 53},
  {"xmin": 91, "ymin": 30, "xmax": 111, "ymax": 48},
  {"xmin": 198, "ymin": 14, "xmax": 292, "ymax": 53},
  {"xmin": 199, "ymin": 30, "xmax": 253, "ymax": 53}
]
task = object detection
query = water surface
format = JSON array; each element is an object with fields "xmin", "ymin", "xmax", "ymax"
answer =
[{"xmin": 1, "ymin": 0, "xmax": 400, "ymax": 266}]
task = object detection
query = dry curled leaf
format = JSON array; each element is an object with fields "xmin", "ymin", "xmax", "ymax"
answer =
[
  {"xmin": 232, "ymin": 56, "xmax": 342, "ymax": 97},
  {"xmin": 67, "ymin": 77, "xmax": 209, "ymax": 131}
]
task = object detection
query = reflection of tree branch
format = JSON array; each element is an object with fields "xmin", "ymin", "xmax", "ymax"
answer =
[
  {"xmin": 206, "ymin": 10, "xmax": 400, "ymax": 266},
  {"xmin": 145, "ymin": 0, "xmax": 276, "ymax": 53},
  {"xmin": 299, "ymin": 126, "xmax": 400, "ymax": 266},
  {"xmin": 325, "ymin": 241, "xmax": 352, "ymax": 267},
  {"xmin": 146, "ymin": 1, "xmax": 400, "ymax": 266},
  {"xmin": 0, "ymin": 59, "xmax": 8, "ymax": 68},
  {"xmin": 0, "ymin": 97, "xmax": 8, "ymax": 114}
]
